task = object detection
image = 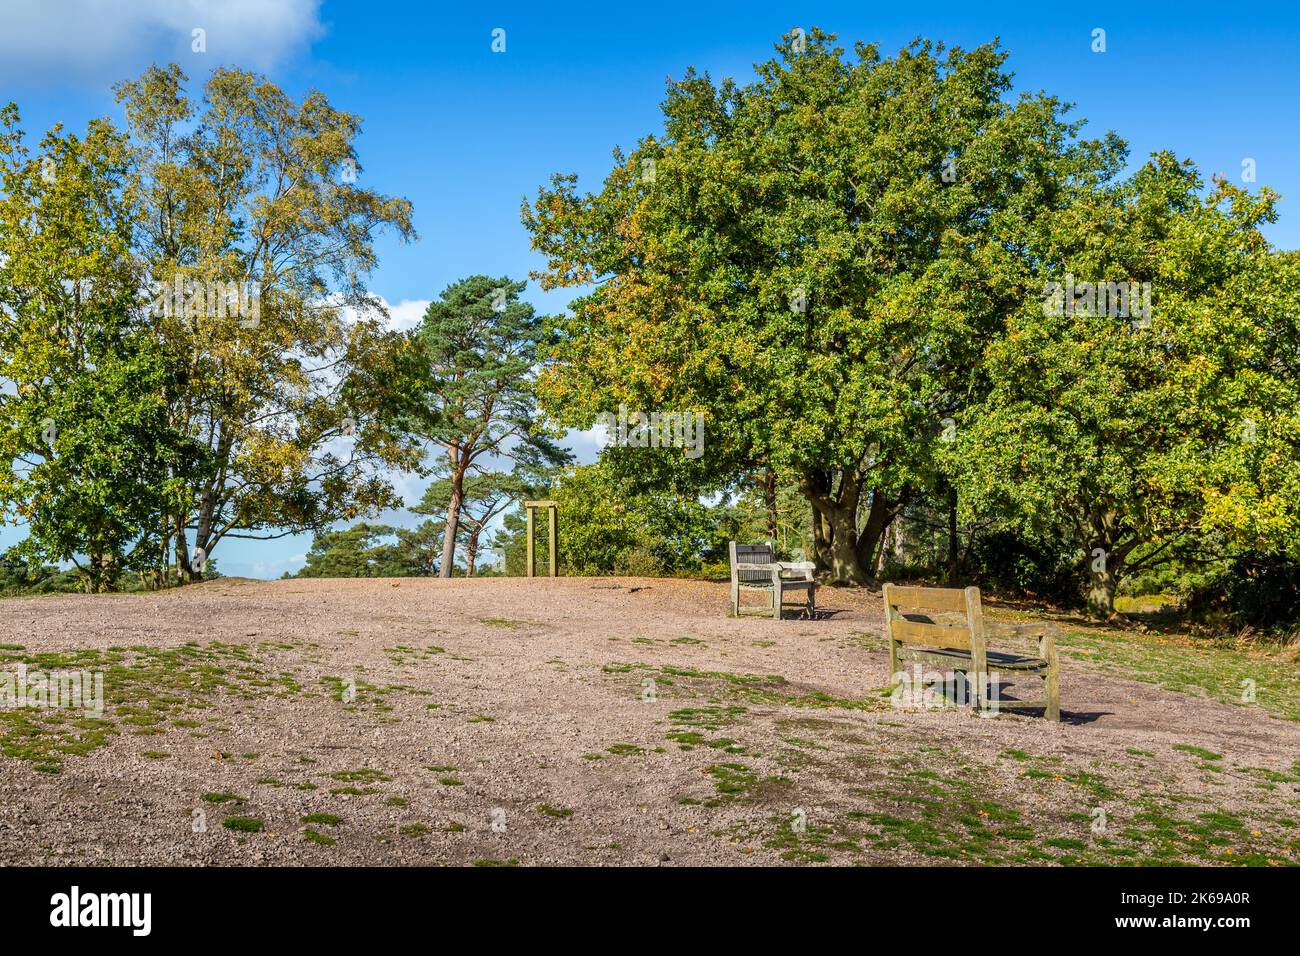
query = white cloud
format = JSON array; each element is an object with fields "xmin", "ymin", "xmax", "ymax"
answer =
[
  {"xmin": 331, "ymin": 295, "xmax": 428, "ymax": 333},
  {"xmin": 0, "ymin": 0, "xmax": 325, "ymax": 87},
  {"xmin": 569, "ymin": 424, "xmax": 607, "ymax": 466},
  {"xmin": 383, "ymin": 298, "xmax": 432, "ymax": 333}
]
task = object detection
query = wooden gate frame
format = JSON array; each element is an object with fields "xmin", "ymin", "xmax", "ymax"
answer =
[{"xmin": 524, "ymin": 500, "xmax": 558, "ymax": 577}]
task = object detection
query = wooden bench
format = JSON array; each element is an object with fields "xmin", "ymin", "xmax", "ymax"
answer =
[
  {"xmin": 729, "ymin": 541, "xmax": 816, "ymax": 620},
  {"xmin": 883, "ymin": 584, "xmax": 1060, "ymax": 720}
]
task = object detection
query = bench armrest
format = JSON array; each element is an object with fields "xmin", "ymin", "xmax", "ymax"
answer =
[
  {"xmin": 777, "ymin": 561, "xmax": 815, "ymax": 582},
  {"xmin": 735, "ymin": 561, "xmax": 815, "ymax": 584},
  {"xmin": 985, "ymin": 620, "xmax": 1060, "ymax": 661}
]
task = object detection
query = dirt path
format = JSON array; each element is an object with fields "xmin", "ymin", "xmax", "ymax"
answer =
[{"xmin": 1, "ymin": 577, "xmax": 1297, "ymax": 866}]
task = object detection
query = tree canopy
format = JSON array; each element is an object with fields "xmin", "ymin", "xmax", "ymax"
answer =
[{"xmin": 524, "ymin": 30, "xmax": 1124, "ymax": 584}]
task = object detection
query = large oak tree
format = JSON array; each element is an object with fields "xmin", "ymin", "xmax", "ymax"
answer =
[{"xmin": 523, "ymin": 30, "xmax": 1119, "ymax": 583}]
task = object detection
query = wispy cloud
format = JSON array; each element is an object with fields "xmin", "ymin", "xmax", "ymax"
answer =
[{"xmin": 0, "ymin": 0, "xmax": 325, "ymax": 88}]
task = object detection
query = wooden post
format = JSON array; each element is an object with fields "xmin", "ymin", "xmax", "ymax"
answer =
[
  {"xmin": 548, "ymin": 504, "xmax": 558, "ymax": 577},
  {"xmin": 525, "ymin": 505, "xmax": 535, "ymax": 578},
  {"xmin": 965, "ymin": 586, "xmax": 987, "ymax": 712},
  {"xmin": 883, "ymin": 584, "xmax": 898, "ymax": 682},
  {"xmin": 524, "ymin": 501, "xmax": 558, "ymax": 578}
]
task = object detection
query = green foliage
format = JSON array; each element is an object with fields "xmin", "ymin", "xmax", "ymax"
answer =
[
  {"xmin": 291, "ymin": 521, "xmax": 445, "ymax": 579},
  {"xmin": 0, "ymin": 62, "xmax": 418, "ymax": 589},
  {"xmin": 524, "ymin": 30, "xmax": 1124, "ymax": 584},
  {"xmin": 113, "ymin": 63, "xmax": 418, "ymax": 579},
  {"xmin": 1186, "ymin": 553, "xmax": 1300, "ymax": 633},
  {"xmin": 0, "ymin": 106, "xmax": 187, "ymax": 591},
  {"xmin": 955, "ymin": 155, "xmax": 1298, "ymax": 616},
  {"xmin": 526, "ymin": 29, "xmax": 1299, "ymax": 616},
  {"xmin": 496, "ymin": 462, "xmax": 731, "ymax": 576},
  {"xmin": 0, "ymin": 550, "xmax": 81, "ymax": 596},
  {"xmin": 294, "ymin": 523, "xmax": 400, "ymax": 578}
]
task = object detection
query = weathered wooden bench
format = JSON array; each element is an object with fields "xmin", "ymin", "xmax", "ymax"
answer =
[
  {"xmin": 883, "ymin": 584, "xmax": 1060, "ymax": 720},
  {"xmin": 729, "ymin": 541, "xmax": 816, "ymax": 620}
]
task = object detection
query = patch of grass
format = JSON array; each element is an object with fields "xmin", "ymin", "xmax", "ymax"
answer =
[
  {"xmin": 538, "ymin": 804, "xmax": 573, "ymax": 818},
  {"xmin": 222, "ymin": 817, "xmax": 263, "ymax": 833},
  {"xmin": 1052, "ymin": 621, "xmax": 1300, "ymax": 722},
  {"xmin": 319, "ymin": 675, "xmax": 395, "ymax": 712},
  {"xmin": 201, "ymin": 791, "xmax": 244, "ymax": 803},
  {"xmin": 328, "ymin": 767, "xmax": 391, "ymax": 783},
  {"xmin": 329, "ymin": 786, "xmax": 378, "ymax": 796},
  {"xmin": 1244, "ymin": 766, "xmax": 1300, "ymax": 784},
  {"xmin": 0, "ymin": 641, "xmax": 291, "ymax": 772},
  {"xmin": 300, "ymin": 813, "xmax": 343, "ymax": 826},
  {"xmin": 1173, "ymin": 744, "xmax": 1222, "ymax": 761},
  {"xmin": 383, "ymin": 644, "xmax": 446, "ymax": 666},
  {"xmin": 399, "ymin": 823, "xmax": 431, "ymax": 838},
  {"xmin": 667, "ymin": 706, "xmax": 748, "ymax": 730},
  {"xmin": 480, "ymin": 618, "xmax": 524, "ymax": 629},
  {"xmin": 303, "ymin": 828, "xmax": 336, "ymax": 846},
  {"xmin": 1046, "ymin": 837, "xmax": 1086, "ymax": 851},
  {"xmin": 605, "ymin": 743, "xmax": 645, "ymax": 756},
  {"xmin": 438, "ymin": 777, "xmax": 463, "ymax": 787}
]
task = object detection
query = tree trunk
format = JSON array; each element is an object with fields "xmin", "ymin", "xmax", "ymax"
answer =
[
  {"xmin": 174, "ymin": 512, "xmax": 194, "ymax": 583},
  {"xmin": 465, "ymin": 526, "xmax": 480, "ymax": 577},
  {"xmin": 1085, "ymin": 562, "xmax": 1118, "ymax": 618},
  {"xmin": 191, "ymin": 489, "xmax": 215, "ymax": 582},
  {"xmin": 825, "ymin": 510, "xmax": 872, "ymax": 584},
  {"xmin": 854, "ymin": 491, "xmax": 894, "ymax": 575},
  {"xmin": 439, "ymin": 454, "xmax": 466, "ymax": 579},
  {"xmin": 800, "ymin": 469, "xmax": 900, "ymax": 586},
  {"xmin": 761, "ymin": 469, "xmax": 779, "ymax": 542},
  {"xmin": 810, "ymin": 503, "xmax": 830, "ymax": 573},
  {"xmin": 1081, "ymin": 508, "xmax": 1127, "ymax": 620}
]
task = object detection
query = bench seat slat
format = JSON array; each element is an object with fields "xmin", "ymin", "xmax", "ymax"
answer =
[
  {"xmin": 890, "ymin": 619, "xmax": 971, "ymax": 649},
  {"xmin": 899, "ymin": 646, "xmax": 1048, "ymax": 671}
]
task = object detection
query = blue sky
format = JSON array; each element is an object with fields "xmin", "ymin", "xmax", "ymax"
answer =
[{"xmin": 2, "ymin": 0, "xmax": 1298, "ymax": 577}]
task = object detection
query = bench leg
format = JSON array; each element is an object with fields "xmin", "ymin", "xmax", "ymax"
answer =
[
  {"xmin": 772, "ymin": 584, "xmax": 782, "ymax": 620},
  {"xmin": 970, "ymin": 654, "xmax": 988, "ymax": 713},
  {"xmin": 806, "ymin": 584, "xmax": 815, "ymax": 619},
  {"xmin": 965, "ymin": 670, "xmax": 982, "ymax": 711}
]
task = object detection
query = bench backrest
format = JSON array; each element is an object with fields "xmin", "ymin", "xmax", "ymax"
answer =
[
  {"xmin": 729, "ymin": 541, "xmax": 774, "ymax": 585},
  {"xmin": 882, "ymin": 584, "xmax": 985, "ymax": 652}
]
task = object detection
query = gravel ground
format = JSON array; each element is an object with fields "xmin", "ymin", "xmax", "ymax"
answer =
[{"xmin": 1, "ymin": 577, "xmax": 1297, "ymax": 866}]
